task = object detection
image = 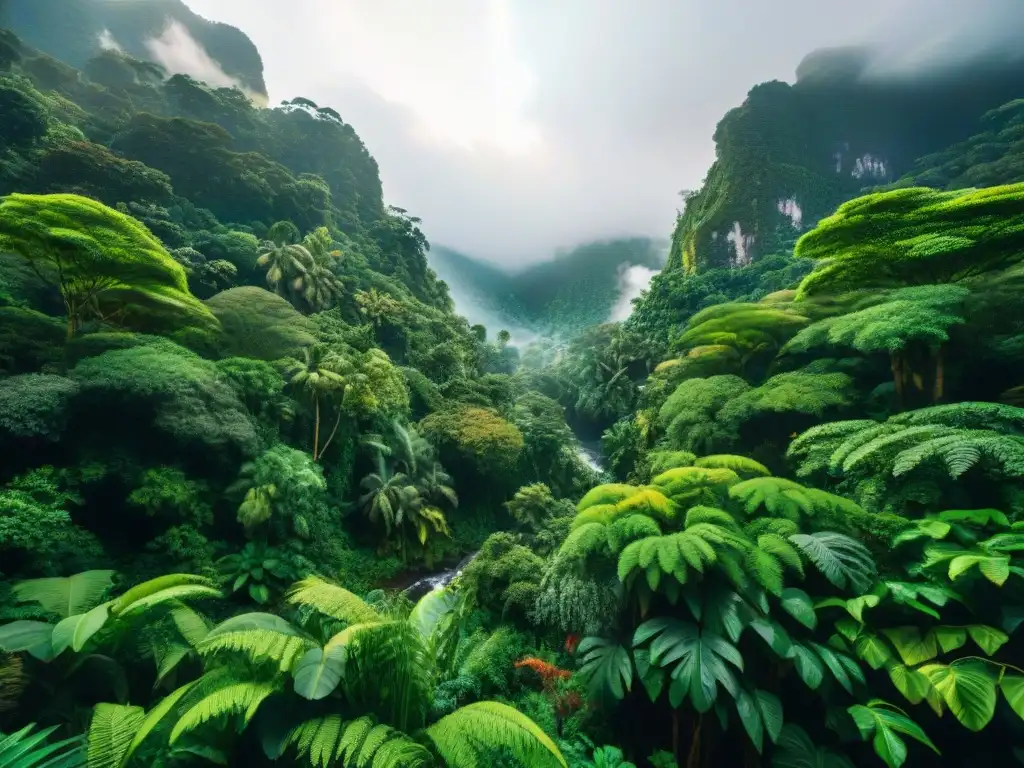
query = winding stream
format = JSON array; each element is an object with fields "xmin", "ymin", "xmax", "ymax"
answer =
[{"xmin": 403, "ymin": 440, "xmax": 606, "ymax": 598}]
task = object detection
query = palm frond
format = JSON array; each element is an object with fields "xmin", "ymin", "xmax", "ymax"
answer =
[
  {"xmin": 0, "ymin": 723, "xmax": 85, "ymax": 768},
  {"xmin": 790, "ymin": 532, "xmax": 877, "ymax": 593},
  {"xmin": 169, "ymin": 677, "xmax": 277, "ymax": 744}
]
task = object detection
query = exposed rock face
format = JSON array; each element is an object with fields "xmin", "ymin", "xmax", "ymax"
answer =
[
  {"xmin": 0, "ymin": 0, "xmax": 266, "ymax": 98},
  {"xmin": 668, "ymin": 46, "xmax": 1024, "ymax": 273}
]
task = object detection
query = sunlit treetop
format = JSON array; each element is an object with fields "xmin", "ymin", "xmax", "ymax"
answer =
[{"xmin": 795, "ymin": 184, "xmax": 1024, "ymax": 297}]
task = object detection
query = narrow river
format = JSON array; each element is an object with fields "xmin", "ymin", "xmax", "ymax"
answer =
[{"xmin": 402, "ymin": 439, "xmax": 606, "ymax": 598}]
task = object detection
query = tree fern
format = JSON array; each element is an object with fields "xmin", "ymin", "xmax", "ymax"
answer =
[
  {"xmin": 684, "ymin": 506, "xmax": 741, "ymax": 531},
  {"xmin": 790, "ymin": 532, "xmax": 877, "ymax": 592},
  {"xmin": 576, "ymin": 484, "xmax": 639, "ymax": 513},
  {"xmin": 650, "ymin": 466, "xmax": 739, "ymax": 509},
  {"xmin": 425, "ymin": 701, "xmax": 567, "ymax": 768},
  {"xmin": 570, "ymin": 503, "xmax": 619, "ymax": 529},
  {"xmin": 198, "ymin": 613, "xmax": 315, "ymax": 672},
  {"xmin": 694, "ymin": 454, "xmax": 771, "ymax": 477},
  {"xmin": 729, "ymin": 477, "xmax": 865, "ymax": 522},
  {"xmin": 286, "ymin": 577, "xmax": 383, "ymax": 625},
  {"xmin": 787, "ymin": 419, "xmax": 879, "ymax": 477},
  {"xmin": 646, "ymin": 450, "xmax": 697, "ymax": 475},
  {"xmin": 12, "ymin": 571, "xmax": 114, "ymax": 618}
]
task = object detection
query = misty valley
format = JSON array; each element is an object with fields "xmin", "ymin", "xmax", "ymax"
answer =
[{"xmin": 3, "ymin": 1, "xmax": 1024, "ymax": 767}]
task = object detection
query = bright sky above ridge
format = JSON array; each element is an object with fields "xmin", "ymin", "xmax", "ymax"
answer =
[{"xmin": 184, "ymin": 0, "xmax": 1024, "ymax": 266}]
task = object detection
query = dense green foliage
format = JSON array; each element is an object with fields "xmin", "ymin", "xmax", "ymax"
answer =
[{"xmin": 3, "ymin": 19, "xmax": 1024, "ymax": 768}]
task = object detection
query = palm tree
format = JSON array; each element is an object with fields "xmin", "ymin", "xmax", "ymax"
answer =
[
  {"xmin": 85, "ymin": 579, "xmax": 567, "ymax": 767},
  {"xmin": 416, "ymin": 461, "xmax": 458, "ymax": 511},
  {"xmin": 258, "ymin": 224, "xmax": 343, "ymax": 313},
  {"xmin": 358, "ymin": 452, "xmax": 420, "ymax": 535},
  {"xmin": 355, "ymin": 288, "xmax": 403, "ymax": 330},
  {"xmin": 283, "ymin": 345, "xmax": 350, "ymax": 461}
]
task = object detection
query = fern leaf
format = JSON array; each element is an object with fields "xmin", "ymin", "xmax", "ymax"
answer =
[
  {"xmin": 694, "ymin": 455, "xmax": 771, "ymax": 477},
  {"xmin": 790, "ymin": 532, "xmax": 877, "ymax": 592},
  {"xmin": 286, "ymin": 577, "xmax": 382, "ymax": 624},
  {"xmin": 87, "ymin": 704, "xmax": 144, "ymax": 768},
  {"xmin": 199, "ymin": 612, "xmax": 314, "ymax": 671},
  {"xmin": 170, "ymin": 678, "xmax": 277, "ymax": 743},
  {"xmin": 426, "ymin": 701, "xmax": 567, "ymax": 767}
]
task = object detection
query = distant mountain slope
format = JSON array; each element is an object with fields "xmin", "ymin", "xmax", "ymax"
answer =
[
  {"xmin": 0, "ymin": 0, "xmax": 266, "ymax": 97},
  {"xmin": 430, "ymin": 237, "xmax": 667, "ymax": 337}
]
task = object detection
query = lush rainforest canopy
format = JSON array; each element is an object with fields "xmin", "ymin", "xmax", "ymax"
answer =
[{"xmin": 1, "ymin": 14, "xmax": 1024, "ymax": 768}]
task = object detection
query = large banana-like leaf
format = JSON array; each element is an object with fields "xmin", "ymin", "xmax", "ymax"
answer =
[
  {"xmin": 13, "ymin": 571, "xmax": 115, "ymax": 619},
  {"xmin": 0, "ymin": 621, "xmax": 56, "ymax": 662},
  {"xmin": 51, "ymin": 603, "xmax": 111, "ymax": 656},
  {"xmin": 407, "ymin": 589, "xmax": 457, "ymax": 642}
]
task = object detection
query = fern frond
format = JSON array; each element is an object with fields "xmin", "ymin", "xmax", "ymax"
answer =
[
  {"xmin": 606, "ymin": 514, "xmax": 663, "ymax": 552},
  {"xmin": 288, "ymin": 715, "xmax": 344, "ymax": 768},
  {"xmin": 694, "ymin": 455, "xmax": 771, "ymax": 477},
  {"xmin": 86, "ymin": 704, "xmax": 143, "ymax": 768},
  {"xmin": 790, "ymin": 532, "xmax": 877, "ymax": 593},
  {"xmin": 685, "ymin": 506, "xmax": 741, "ymax": 531},
  {"xmin": 170, "ymin": 678, "xmax": 277, "ymax": 743},
  {"xmin": 558, "ymin": 522, "xmax": 610, "ymax": 561},
  {"xmin": 614, "ymin": 488, "xmax": 677, "ymax": 523},
  {"xmin": 576, "ymin": 484, "xmax": 639, "ymax": 512},
  {"xmin": 426, "ymin": 701, "xmax": 567, "ymax": 768},
  {"xmin": 569, "ymin": 504, "xmax": 617, "ymax": 530},
  {"xmin": 287, "ymin": 577, "xmax": 382, "ymax": 624},
  {"xmin": 198, "ymin": 613, "xmax": 314, "ymax": 671}
]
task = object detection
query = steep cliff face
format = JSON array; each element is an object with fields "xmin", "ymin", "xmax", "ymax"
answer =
[
  {"xmin": 0, "ymin": 0, "xmax": 266, "ymax": 97},
  {"xmin": 670, "ymin": 47, "xmax": 1024, "ymax": 273}
]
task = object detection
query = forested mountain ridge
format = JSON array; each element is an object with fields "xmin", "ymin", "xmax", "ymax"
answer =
[
  {"xmin": 0, "ymin": 0, "xmax": 267, "ymax": 97},
  {"xmin": 431, "ymin": 237, "xmax": 667, "ymax": 337},
  {"xmin": 3, "ymin": 11, "xmax": 1024, "ymax": 768},
  {"xmin": 667, "ymin": 46, "xmax": 1024, "ymax": 273}
]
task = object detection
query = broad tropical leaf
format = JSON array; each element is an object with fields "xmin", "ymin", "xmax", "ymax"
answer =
[
  {"xmin": 577, "ymin": 638, "xmax": 632, "ymax": 700},
  {"xmin": 771, "ymin": 724, "xmax": 854, "ymax": 768},
  {"xmin": 0, "ymin": 621, "xmax": 56, "ymax": 662},
  {"xmin": 13, "ymin": 571, "xmax": 115, "ymax": 618},
  {"xmin": 634, "ymin": 618, "xmax": 742, "ymax": 712},
  {"xmin": 919, "ymin": 660, "xmax": 997, "ymax": 731},
  {"xmin": 848, "ymin": 701, "xmax": 938, "ymax": 768},
  {"xmin": 51, "ymin": 603, "xmax": 111, "ymax": 655}
]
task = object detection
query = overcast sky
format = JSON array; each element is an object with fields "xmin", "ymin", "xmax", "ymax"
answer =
[{"xmin": 182, "ymin": 0, "xmax": 1023, "ymax": 266}]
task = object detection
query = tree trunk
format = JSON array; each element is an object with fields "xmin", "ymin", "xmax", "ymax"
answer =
[
  {"xmin": 672, "ymin": 709, "xmax": 680, "ymax": 765},
  {"xmin": 312, "ymin": 395, "xmax": 321, "ymax": 460},
  {"xmin": 890, "ymin": 351, "xmax": 905, "ymax": 403},
  {"xmin": 933, "ymin": 344, "xmax": 946, "ymax": 403},
  {"xmin": 687, "ymin": 715, "xmax": 703, "ymax": 768},
  {"xmin": 319, "ymin": 408, "xmax": 344, "ymax": 459}
]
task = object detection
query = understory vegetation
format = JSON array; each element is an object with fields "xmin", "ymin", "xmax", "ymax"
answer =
[{"xmin": 2, "ymin": 21, "xmax": 1024, "ymax": 768}]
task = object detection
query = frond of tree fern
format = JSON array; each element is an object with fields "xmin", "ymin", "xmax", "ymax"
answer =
[
  {"xmin": 892, "ymin": 431, "xmax": 1024, "ymax": 478},
  {"xmin": 169, "ymin": 676, "xmax": 278, "ymax": 744},
  {"xmin": 790, "ymin": 533, "xmax": 877, "ymax": 593},
  {"xmin": 576, "ymin": 484, "xmax": 640, "ymax": 512},
  {"xmin": 693, "ymin": 454, "xmax": 771, "ymax": 477},
  {"xmin": 198, "ymin": 613, "xmax": 315, "ymax": 672},
  {"xmin": 570, "ymin": 503, "xmax": 619, "ymax": 529},
  {"xmin": 613, "ymin": 488, "xmax": 677, "ymax": 524},
  {"xmin": 729, "ymin": 477, "xmax": 865, "ymax": 522},
  {"xmin": 12, "ymin": 571, "xmax": 115, "ymax": 618},
  {"xmin": 286, "ymin": 577, "xmax": 383, "ymax": 625},
  {"xmin": 786, "ymin": 419, "xmax": 879, "ymax": 477},
  {"xmin": 647, "ymin": 450, "xmax": 698, "ymax": 475},
  {"xmin": 893, "ymin": 402, "xmax": 1024, "ymax": 433},
  {"xmin": 87, "ymin": 682, "xmax": 197, "ymax": 768},
  {"xmin": 684, "ymin": 506, "xmax": 741, "ymax": 531},
  {"xmin": 650, "ymin": 466, "xmax": 740, "ymax": 509},
  {"xmin": 0, "ymin": 723, "xmax": 86, "ymax": 768},
  {"xmin": 426, "ymin": 701, "xmax": 567, "ymax": 768},
  {"xmin": 86, "ymin": 704, "xmax": 144, "ymax": 768},
  {"xmin": 559, "ymin": 522, "xmax": 612, "ymax": 562},
  {"xmin": 605, "ymin": 514, "xmax": 663, "ymax": 555}
]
